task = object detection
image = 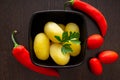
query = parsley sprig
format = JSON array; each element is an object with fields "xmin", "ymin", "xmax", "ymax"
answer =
[{"xmin": 55, "ymin": 31, "xmax": 80, "ymax": 54}]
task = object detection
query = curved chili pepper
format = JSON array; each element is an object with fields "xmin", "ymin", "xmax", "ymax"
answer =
[
  {"xmin": 66, "ymin": 0, "xmax": 108, "ymax": 37},
  {"xmin": 11, "ymin": 30, "xmax": 60, "ymax": 77}
]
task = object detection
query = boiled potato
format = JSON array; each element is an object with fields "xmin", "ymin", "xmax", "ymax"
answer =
[
  {"xmin": 65, "ymin": 23, "xmax": 81, "ymax": 56},
  {"xmin": 33, "ymin": 33, "xmax": 50, "ymax": 60},
  {"xmin": 50, "ymin": 43, "xmax": 70, "ymax": 65},
  {"xmin": 69, "ymin": 41, "xmax": 81, "ymax": 57},
  {"xmin": 44, "ymin": 22, "xmax": 64, "ymax": 43},
  {"xmin": 65, "ymin": 23, "xmax": 80, "ymax": 34},
  {"xmin": 58, "ymin": 24, "xmax": 65, "ymax": 30}
]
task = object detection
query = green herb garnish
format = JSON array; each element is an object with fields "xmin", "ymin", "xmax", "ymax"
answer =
[
  {"xmin": 61, "ymin": 44, "xmax": 73, "ymax": 54},
  {"xmin": 55, "ymin": 31, "xmax": 80, "ymax": 54}
]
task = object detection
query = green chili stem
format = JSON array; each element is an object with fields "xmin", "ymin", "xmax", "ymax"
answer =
[
  {"xmin": 11, "ymin": 30, "xmax": 19, "ymax": 48},
  {"xmin": 64, "ymin": 0, "xmax": 73, "ymax": 10}
]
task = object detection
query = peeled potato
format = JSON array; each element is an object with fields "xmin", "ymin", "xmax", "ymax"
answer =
[
  {"xmin": 33, "ymin": 33, "xmax": 50, "ymax": 60},
  {"xmin": 65, "ymin": 23, "xmax": 80, "ymax": 33},
  {"xmin": 69, "ymin": 41, "xmax": 81, "ymax": 57},
  {"xmin": 44, "ymin": 22, "xmax": 64, "ymax": 43},
  {"xmin": 50, "ymin": 43, "xmax": 70, "ymax": 65},
  {"xmin": 58, "ymin": 24, "xmax": 65, "ymax": 30}
]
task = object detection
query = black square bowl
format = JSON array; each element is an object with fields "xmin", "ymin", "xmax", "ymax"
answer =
[{"xmin": 28, "ymin": 10, "xmax": 87, "ymax": 68}]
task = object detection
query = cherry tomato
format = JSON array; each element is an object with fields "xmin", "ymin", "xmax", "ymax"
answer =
[
  {"xmin": 87, "ymin": 34, "xmax": 104, "ymax": 49},
  {"xmin": 98, "ymin": 50, "xmax": 119, "ymax": 64},
  {"xmin": 89, "ymin": 58, "xmax": 103, "ymax": 76}
]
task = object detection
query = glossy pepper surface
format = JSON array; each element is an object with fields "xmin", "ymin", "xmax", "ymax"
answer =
[
  {"xmin": 68, "ymin": 0, "xmax": 108, "ymax": 37},
  {"xmin": 11, "ymin": 30, "xmax": 59, "ymax": 77}
]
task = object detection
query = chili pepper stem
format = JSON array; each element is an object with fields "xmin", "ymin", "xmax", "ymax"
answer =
[
  {"xmin": 69, "ymin": 0, "xmax": 74, "ymax": 5},
  {"xmin": 64, "ymin": 0, "xmax": 74, "ymax": 10},
  {"xmin": 11, "ymin": 30, "xmax": 19, "ymax": 48}
]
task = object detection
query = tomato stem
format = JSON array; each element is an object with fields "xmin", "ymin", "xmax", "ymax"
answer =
[{"xmin": 11, "ymin": 30, "xmax": 19, "ymax": 48}]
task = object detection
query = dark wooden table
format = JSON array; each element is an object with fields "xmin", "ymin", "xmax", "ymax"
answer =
[{"xmin": 0, "ymin": 0, "xmax": 120, "ymax": 80}]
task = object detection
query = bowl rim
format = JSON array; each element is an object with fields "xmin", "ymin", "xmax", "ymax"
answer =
[
  {"xmin": 31, "ymin": 10, "xmax": 83, "ymax": 15},
  {"xmin": 28, "ymin": 10, "xmax": 87, "ymax": 68}
]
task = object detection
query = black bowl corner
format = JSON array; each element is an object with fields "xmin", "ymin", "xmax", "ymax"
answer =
[{"xmin": 28, "ymin": 10, "xmax": 87, "ymax": 68}]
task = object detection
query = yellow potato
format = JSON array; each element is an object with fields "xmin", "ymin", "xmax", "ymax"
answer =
[
  {"xmin": 50, "ymin": 43, "xmax": 70, "ymax": 65},
  {"xmin": 58, "ymin": 24, "xmax": 65, "ymax": 30},
  {"xmin": 69, "ymin": 41, "xmax": 81, "ymax": 57},
  {"xmin": 65, "ymin": 23, "xmax": 80, "ymax": 56},
  {"xmin": 44, "ymin": 22, "xmax": 64, "ymax": 43},
  {"xmin": 33, "ymin": 33, "xmax": 50, "ymax": 60},
  {"xmin": 65, "ymin": 23, "xmax": 80, "ymax": 34}
]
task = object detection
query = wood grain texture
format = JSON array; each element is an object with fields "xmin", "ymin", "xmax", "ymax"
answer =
[{"xmin": 0, "ymin": 0, "xmax": 120, "ymax": 80}]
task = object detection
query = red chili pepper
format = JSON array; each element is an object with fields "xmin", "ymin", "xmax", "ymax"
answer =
[
  {"xmin": 66, "ymin": 0, "xmax": 108, "ymax": 37},
  {"xmin": 11, "ymin": 30, "xmax": 60, "ymax": 77}
]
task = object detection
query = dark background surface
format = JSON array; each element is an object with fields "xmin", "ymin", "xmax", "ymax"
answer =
[{"xmin": 0, "ymin": 0, "xmax": 120, "ymax": 80}]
